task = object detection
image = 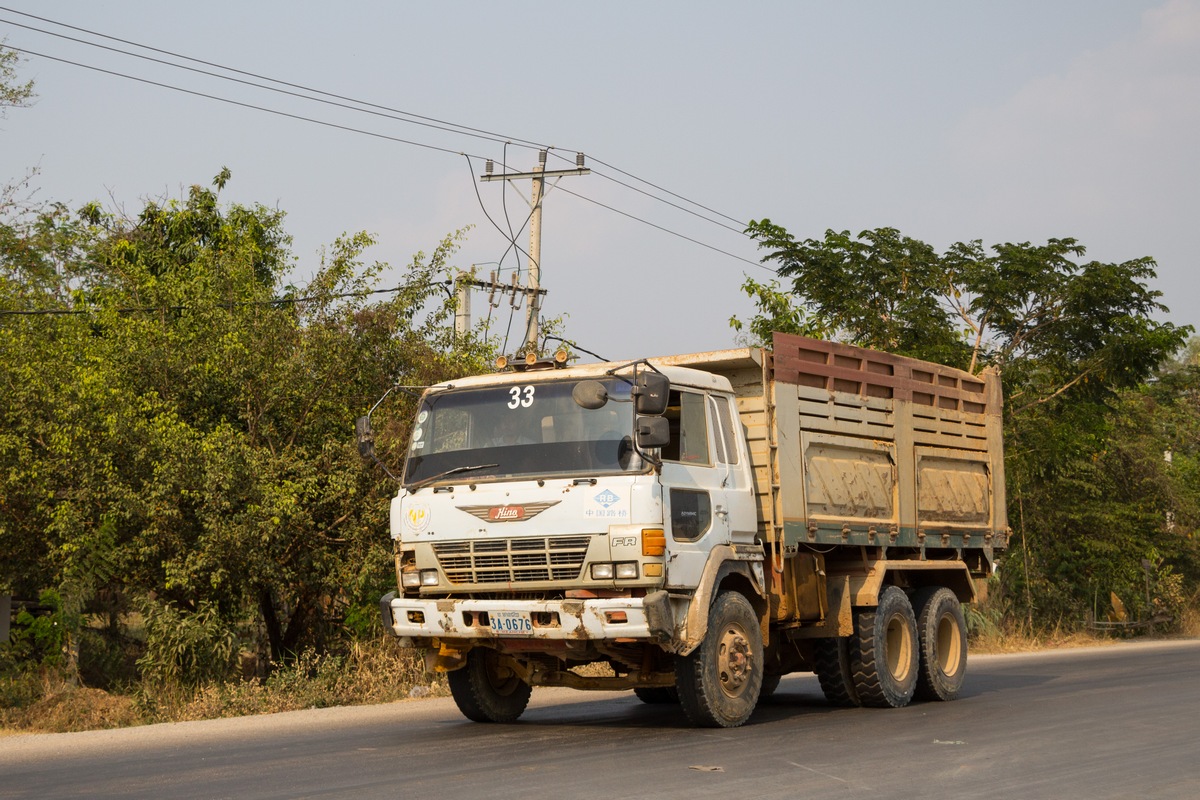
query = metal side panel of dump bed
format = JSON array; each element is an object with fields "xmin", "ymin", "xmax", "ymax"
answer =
[
  {"xmin": 655, "ymin": 334, "xmax": 1009, "ymax": 567},
  {"xmin": 769, "ymin": 332, "xmax": 1008, "ymax": 560}
]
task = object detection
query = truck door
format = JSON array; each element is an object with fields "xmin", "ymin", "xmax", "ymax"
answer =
[{"xmin": 660, "ymin": 389, "xmax": 731, "ymax": 588}]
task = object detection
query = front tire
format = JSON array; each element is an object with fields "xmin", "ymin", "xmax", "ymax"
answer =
[
  {"xmin": 675, "ymin": 591, "xmax": 763, "ymax": 728},
  {"xmin": 849, "ymin": 586, "xmax": 919, "ymax": 708},
  {"xmin": 447, "ymin": 647, "xmax": 532, "ymax": 723},
  {"xmin": 913, "ymin": 587, "xmax": 968, "ymax": 701}
]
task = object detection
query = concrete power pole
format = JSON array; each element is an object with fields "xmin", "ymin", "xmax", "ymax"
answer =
[
  {"xmin": 480, "ymin": 150, "xmax": 589, "ymax": 354},
  {"xmin": 454, "ymin": 270, "xmax": 471, "ymax": 342}
]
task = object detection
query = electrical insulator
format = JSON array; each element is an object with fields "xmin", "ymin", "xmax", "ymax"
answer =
[
  {"xmin": 576, "ymin": 152, "xmax": 585, "ymax": 168},
  {"xmin": 485, "ymin": 159, "xmax": 494, "ymax": 175},
  {"xmin": 538, "ymin": 149, "xmax": 548, "ymax": 166}
]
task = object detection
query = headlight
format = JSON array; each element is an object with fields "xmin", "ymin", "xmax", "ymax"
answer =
[
  {"xmin": 420, "ymin": 569, "xmax": 440, "ymax": 586},
  {"xmin": 591, "ymin": 562, "xmax": 639, "ymax": 580},
  {"xmin": 401, "ymin": 571, "xmax": 421, "ymax": 588}
]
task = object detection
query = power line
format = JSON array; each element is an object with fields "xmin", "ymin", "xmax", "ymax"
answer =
[
  {"xmin": 2, "ymin": 44, "xmax": 483, "ymax": 160},
  {"xmin": 554, "ymin": 184, "xmax": 773, "ymax": 272},
  {"xmin": 0, "ymin": 278, "xmax": 544, "ymax": 317},
  {"xmin": 545, "ymin": 150, "xmax": 748, "ymax": 233},
  {"xmin": 0, "ymin": 5, "xmax": 546, "ymax": 151},
  {"xmin": 1, "ymin": 35, "xmax": 768, "ymax": 275},
  {"xmin": 0, "ymin": 15, "xmax": 518, "ymax": 150},
  {"xmin": 1, "ymin": 6, "xmax": 751, "ymax": 242},
  {"xmin": 587, "ymin": 154, "xmax": 747, "ymax": 229}
]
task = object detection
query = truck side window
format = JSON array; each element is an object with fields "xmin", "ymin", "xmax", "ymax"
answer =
[
  {"xmin": 713, "ymin": 395, "xmax": 739, "ymax": 465},
  {"xmin": 669, "ymin": 488, "xmax": 712, "ymax": 541},
  {"xmin": 661, "ymin": 390, "xmax": 710, "ymax": 464},
  {"xmin": 709, "ymin": 396, "xmax": 727, "ymax": 464}
]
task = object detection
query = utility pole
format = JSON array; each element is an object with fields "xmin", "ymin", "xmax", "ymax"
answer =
[
  {"xmin": 454, "ymin": 270, "xmax": 471, "ymax": 342},
  {"xmin": 480, "ymin": 150, "xmax": 589, "ymax": 354}
]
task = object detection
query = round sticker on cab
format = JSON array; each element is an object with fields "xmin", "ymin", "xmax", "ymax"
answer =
[{"xmin": 405, "ymin": 503, "xmax": 431, "ymax": 533}]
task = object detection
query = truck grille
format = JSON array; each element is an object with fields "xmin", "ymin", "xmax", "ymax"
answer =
[{"xmin": 433, "ymin": 535, "xmax": 591, "ymax": 584}]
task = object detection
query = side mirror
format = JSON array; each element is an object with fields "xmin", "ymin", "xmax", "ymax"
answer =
[
  {"xmin": 634, "ymin": 372, "xmax": 670, "ymax": 416},
  {"xmin": 635, "ymin": 415, "xmax": 670, "ymax": 449},
  {"xmin": 355, "ymin": 416, "xmax": 376, "ymax": 460},
  {"xmin": 572, "ymin": 380, "xmax": 609, "ymax": 409}
]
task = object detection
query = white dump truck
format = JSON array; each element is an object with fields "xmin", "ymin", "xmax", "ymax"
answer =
[{"xmin": 361, "ymin": 332, "xmax": 1008, "ymax": 727}]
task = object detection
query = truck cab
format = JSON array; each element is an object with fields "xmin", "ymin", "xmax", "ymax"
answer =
[{"xmin": 385, "ymin": 359, "xmax": 761, "ymax": 648}]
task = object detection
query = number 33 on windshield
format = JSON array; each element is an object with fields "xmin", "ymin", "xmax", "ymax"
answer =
[{"xmin": 507, "ymin": 386, "xmax": 535, "ymax": 409}]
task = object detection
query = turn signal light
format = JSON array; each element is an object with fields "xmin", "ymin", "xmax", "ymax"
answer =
[{"xmin": 642, "ymin": 528, "xmax": 666, "ymax": 556}]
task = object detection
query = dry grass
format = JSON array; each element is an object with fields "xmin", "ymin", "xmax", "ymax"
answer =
[
  {"xmin": 6, "ymin": 686, "xmax": 142, "ymax": 733},
  {"xmin": 969, "ymin": 603, "xmax": 1200, "ymax": 654},
  {"xmin": 970, "ymin": 626, "xmax": 1118, "ymax": 655},
  {"xmin": 1, "ymin": 638, "xmax": 446, "ymax": 736}
]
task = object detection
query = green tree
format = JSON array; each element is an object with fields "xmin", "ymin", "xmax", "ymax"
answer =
[
  {"xmin": 741, "ymin": 220, "xmax": 1193, "ymax": 629},
  {"xmin": 1, "ymin": 170, "xmax": 493, "ymax": 682},
  {"xmin": 1, "ymin": 42, "xmax": 34, "ymax": 115},
  {"xmin": 743, "ymin": 223, "xmax": 970, "ymax": 367}
]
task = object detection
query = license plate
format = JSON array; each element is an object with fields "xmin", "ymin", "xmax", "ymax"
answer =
[{"xmin": 489, "ymin": 610, "xmax": 533, "ymax": 635}]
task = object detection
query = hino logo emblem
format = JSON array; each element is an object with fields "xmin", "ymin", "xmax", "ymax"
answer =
[
  {"xmin": 457, "ymin": 501, "xmax": 561, "ymax": 523},
  {"xmin": 489, "ymin": 506, "xmax": 525, "ymax": 521}
]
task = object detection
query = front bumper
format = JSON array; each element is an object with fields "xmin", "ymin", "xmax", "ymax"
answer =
[{"xmin": 382, "ymin": 590, "xmax": 674, "ymax": 642}]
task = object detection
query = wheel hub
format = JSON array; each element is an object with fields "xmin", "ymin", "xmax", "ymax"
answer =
[{"xmin": 717, "ymin": 624, "xmax": 753, "ymax": 697}]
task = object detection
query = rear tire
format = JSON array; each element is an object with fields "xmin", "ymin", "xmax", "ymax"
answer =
[
  {"xmin": 675, "ymin": 591, "xmax": 763, "ymax": 728},
  {"xmin": 913, "ymin": 587, "xmax": 968, "ymax": 701},
  {"xmin": 812, "ymin": 637, "xmax": 861, "ymax": 707},
  {"xmin": 633, "ymin": 686, "xmax": 679, "ymax": 704},
  {"xmin": 849, "ymin": 586, "xmax": 919, "ymax": 708},
  {"xmin": 447, "ymin": 647, "xmax": 532, "ymax": 723},
  {"xmin": 759, "ymin": 673, "xmax": 782, "ymax": 699}
]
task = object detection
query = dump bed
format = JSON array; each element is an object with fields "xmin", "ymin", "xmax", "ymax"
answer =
[{"xmin": 656, "ymin": 332, "xmax": 1008, "ymax": 568}]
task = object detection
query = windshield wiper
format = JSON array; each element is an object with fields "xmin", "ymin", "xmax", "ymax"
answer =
[{"xmin": 408, "ymin": 463, "xmax": 499, "ymax": 490}]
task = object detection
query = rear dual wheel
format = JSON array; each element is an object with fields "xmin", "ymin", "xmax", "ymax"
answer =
[
  {"xmin": 633, "ymin": 686, "xmax": 679, "ymax": 704},
  {"xmin": 913, "ymin": 587, "xmax": 968, "ymax": 702},
  {"xmin": 812, "ymin": 636, "xmax": 861, "ymax": 707},
  {"xmin": 849, "ymin": 585, "xmax": 919, "ymax": 708}
]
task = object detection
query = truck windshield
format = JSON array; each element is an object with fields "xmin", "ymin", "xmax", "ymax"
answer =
[{"xmin": 404, "ymin": 377, "xmax": 641, "ymax": 486}]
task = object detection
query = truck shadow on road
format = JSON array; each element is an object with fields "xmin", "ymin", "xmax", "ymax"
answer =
[{"xmin": 520, "ymin": 670, "xmax": 1052, "ymax": 730}]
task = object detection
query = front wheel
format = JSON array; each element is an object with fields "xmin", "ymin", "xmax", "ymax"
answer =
[
  {"xmin": 675, "ymin": 591, "xmax": 763, "ymax": 728},
  {"xmin": 447, "ymin": 647, "xmax": 532, "ymax": 723}
]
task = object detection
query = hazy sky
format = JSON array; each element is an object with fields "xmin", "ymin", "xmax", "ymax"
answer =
[{"xmin": 3, "ymin": 1, "xmax": 1198, "ymax": 361}]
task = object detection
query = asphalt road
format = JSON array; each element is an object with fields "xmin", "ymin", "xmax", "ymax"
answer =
[{"xmin": 2, "ymin": 639, "xmax": 1197, "ymax": 800}]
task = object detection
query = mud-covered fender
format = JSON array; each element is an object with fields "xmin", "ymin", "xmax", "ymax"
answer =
[{"xmin": 676, "ymin": 544, "xmax": 767, "ymax": 656}]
